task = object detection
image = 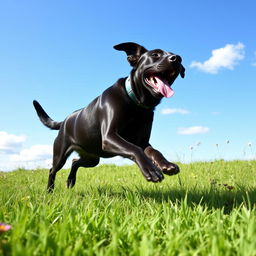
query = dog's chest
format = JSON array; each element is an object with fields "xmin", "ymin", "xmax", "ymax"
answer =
[{"xmin": 118, "ymin": 110, "xmax": 153, "ymax": 145}]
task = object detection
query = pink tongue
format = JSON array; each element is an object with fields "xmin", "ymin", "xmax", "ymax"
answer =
[{"xmin": 155, "ymin": 77, "xmax": 174, "ymax": 98}]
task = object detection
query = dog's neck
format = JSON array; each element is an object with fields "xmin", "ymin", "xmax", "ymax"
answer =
[{"xmin": 125, "ymin": 76, "xmax": 159, "ymax": 110}]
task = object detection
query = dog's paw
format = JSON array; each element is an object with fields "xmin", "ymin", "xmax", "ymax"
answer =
[
  {"xmin": 67, "ymin": 178, "xmax": 76, "ymax": 188},
  {"xmin": 155, "ymin": 160, "xmax": 180, "ymax": 176},
  {"xmin": 140, "ymin": 162, "xmax": 164, "ymax": 183}
]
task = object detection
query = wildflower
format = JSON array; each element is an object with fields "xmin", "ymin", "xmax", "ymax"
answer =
[
  {"xmin": 196, "ymin": 142, "xmax": 201, "ymax": 146},
  {"xmin": 226, "ymin": 140, "xmax": 230, "ymax": 144},
  {"xmin": 0, "ymin": 223, "xmax": 11, "ymax": 233},
  {"xmin": 248, "ymin": 142, "xmax": 252, "ymax": 147},
  {"xmin": 190, "ymin": 146, "xmax": 194, "ymax": 150}
]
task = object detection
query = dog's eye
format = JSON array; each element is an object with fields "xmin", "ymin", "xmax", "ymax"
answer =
[{"xmin": 151, "ymin": 52, "xmax": 161, "ymax": 58}]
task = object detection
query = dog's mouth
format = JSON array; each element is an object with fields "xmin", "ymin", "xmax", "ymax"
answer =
[{"xmin": 144, "ymin": 71, "xmax": 176, "ymax": 98}]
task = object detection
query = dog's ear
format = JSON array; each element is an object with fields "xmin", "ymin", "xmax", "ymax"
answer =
[
  {"xmin": 113, "ymin": 42, "xmax": 148, "ymax": 67},
  {"xmin": 180, "ymin": 65, "xmax": 185, "ymax": 78}
]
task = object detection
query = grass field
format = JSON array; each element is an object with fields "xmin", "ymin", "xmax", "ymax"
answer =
[{"xmin": 1, "ymin": 160, "xmax": 256, "ymax": 255}]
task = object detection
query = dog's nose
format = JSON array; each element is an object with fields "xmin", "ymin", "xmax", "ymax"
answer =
[
  {"xmin": 168, "ymin": 55, "xmax": 182, "ymax": 63},
  {"xmin": 168, "ymin": 55, "xmax": 177, "ymax": 62}
]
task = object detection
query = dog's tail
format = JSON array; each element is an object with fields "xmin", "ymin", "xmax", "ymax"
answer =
[{"xmin": 33, "ymin": 100, "xmax": 62, "ymax": 130}]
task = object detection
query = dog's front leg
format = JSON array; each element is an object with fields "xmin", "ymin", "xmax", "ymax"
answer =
[
  {"xmin": 102, "ymin": 134, "xmax": 164, "ymax": 182},
  {"xmin": 144, "ymin": 146, "xmax": 179, "ymax": 176}
]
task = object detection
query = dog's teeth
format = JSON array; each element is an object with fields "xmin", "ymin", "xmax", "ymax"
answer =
[{"xmin": 149, "ymin": 77, "xmax": 156, "ymax": 85}]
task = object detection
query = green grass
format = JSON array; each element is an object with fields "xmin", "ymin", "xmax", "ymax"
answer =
[{"xmin": 1, "ymin": 160, "xmax": 256, "ymax": 255}]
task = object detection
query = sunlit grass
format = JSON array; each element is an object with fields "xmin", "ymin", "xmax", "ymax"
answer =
[{"xmin": 1, "ymin": 161, "xmax": 256, "ymax": 255}]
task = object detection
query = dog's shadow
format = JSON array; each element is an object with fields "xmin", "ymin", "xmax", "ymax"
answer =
[
  {"xmin": 78, "ymin": 185, "xmax": 256, "ymax": 214},
  {"xmin": 137, "ymin": 187, "xmax": 256, "ymax": 213}
]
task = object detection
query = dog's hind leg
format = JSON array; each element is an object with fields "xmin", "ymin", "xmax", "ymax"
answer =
[
  {"xmin": 67, "ymin": 157, "xmax": 100, "ymax": 188},
  {"xmin": 47, "ymin": 136, "xmax": 73, "ymax": 192}
]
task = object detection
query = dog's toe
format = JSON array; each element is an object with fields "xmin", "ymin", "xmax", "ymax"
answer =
[
  {"xmin": 142, "ymin": 165, "xmax": 164, "ymax": 182},
  {"xmin": 150, "ymin": 167, "xmax": 164, "ymax": 182},
  {"xmin": 162, "ymin": 163, "xmax": 180, "ymax": 176}
]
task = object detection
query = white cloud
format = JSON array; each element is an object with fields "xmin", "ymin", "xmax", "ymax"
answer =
[
  {"xmin": 190, "ymin": 42, "xmax": 245, "ymax": 74},
  {"xmin": 177, "ymin": 126, "xmax": 209, "ymax": 135},
  {"xmin": 10, "ymin": 145, "xmax": 52, "ymax": 162},
  {"xmin": 161, "ymin": 108, "xmax": 190, "ymax": 115},
  {"xmin": 0, "ymin": 131, "xmax": 54, "ymax": 171},
  {"xmin": 0, "ymin": 131, "xmax": 26, "ymax": 154},
  {"xmin": 0, "ymin": 144, "xmax": 53, "ymax": 171},
  {"xmin": 100, "ymin": 156, "xmax": 133, "ymax": 166}
]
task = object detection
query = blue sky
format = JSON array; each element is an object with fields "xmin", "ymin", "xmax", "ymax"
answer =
[{"xmin": 0, "ymin": 0, "xmax": 255, "ymax": 171}]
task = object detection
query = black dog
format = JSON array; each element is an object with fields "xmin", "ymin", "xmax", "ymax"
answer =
[{"xmin": 33, "ymin": 42, "xmax": 185, "ymax": 192}]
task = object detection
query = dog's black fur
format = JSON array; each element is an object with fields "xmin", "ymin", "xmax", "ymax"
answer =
[{"xmin": 33, "ymin": 42, "xmax": 185, "ymax": 192}]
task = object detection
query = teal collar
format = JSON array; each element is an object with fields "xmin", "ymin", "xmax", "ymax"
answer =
[{"xmin": 125, "ymin": 76, "xmax": 153, "ymax": 109}]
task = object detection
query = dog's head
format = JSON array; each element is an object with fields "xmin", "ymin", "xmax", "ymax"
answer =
[{"xmin": 114, "ymin": 42, "xmax": 185, "ymax": 100}]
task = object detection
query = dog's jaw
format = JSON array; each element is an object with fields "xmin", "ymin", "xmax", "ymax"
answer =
[
  {"xmin": 130, "ymin": 70, "xmax": 163, "ymax": 108},
  {"xmin": 145, "ymin": 75, "xmax": 174, "ymax": 98}
]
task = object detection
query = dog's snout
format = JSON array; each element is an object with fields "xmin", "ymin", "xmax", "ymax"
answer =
[{"xmin": 168, "ymin": 55, "xmax": 177, "ymax": 62}]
